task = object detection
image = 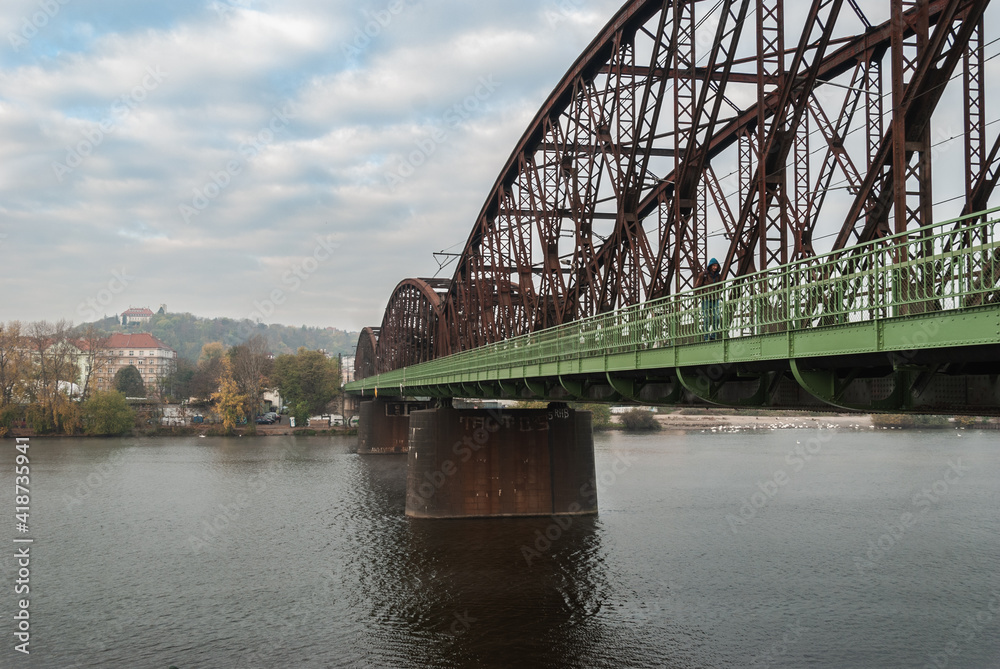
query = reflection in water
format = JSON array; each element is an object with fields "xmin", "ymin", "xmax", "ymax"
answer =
[
  {"xmin": 1, "ymin": 431, "xmax": 998, "ymax": 668},
  {"xmin": 348, "ymin": 452, "xmax": 612, "ymax": 668}
]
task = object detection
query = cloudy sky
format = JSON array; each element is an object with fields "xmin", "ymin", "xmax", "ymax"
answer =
[
  {"xmin": 2, "ymin": 1, "xmax": 997, "ymax": 333},
  {"xmin": 1, "ymin": 0, "xmax": 626, "ymax": 331}
]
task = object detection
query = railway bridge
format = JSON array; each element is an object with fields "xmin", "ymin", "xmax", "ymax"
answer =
[{"xmin": 344, "ymin": 0, "xmax": 1000, "ymax": 518}]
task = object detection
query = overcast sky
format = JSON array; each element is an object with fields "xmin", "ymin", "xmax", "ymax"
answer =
[
  {"xmin": 0, "ymin": 0, "xmax": 626, "ymax": 331},
  {"xmin": 2, "ymin": 1, "xmax": 997, "ymax": 333}
]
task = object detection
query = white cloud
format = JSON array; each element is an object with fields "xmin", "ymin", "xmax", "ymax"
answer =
[{"xmin": 0, "ymin": 0, "xmax": 993, "ymax": 337}]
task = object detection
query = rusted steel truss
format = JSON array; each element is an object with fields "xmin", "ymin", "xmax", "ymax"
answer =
[
  {"xmin": 357, "ymin": 0, "xmax": 997, "ymax": 379},
  {"xmin": 354, "ymin": 327, "xmax": 380, "ymax": 381},
  {"xmin": 364, "ymin": 279, "xmax": 450, "ymax": 376}
]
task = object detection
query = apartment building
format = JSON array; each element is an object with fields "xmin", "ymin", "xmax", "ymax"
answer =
[{"xmin": 91, "ymin": 333, "xmax": 177, "ymax": 397}]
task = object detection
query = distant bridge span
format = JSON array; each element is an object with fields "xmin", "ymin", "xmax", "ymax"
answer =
[{"xmin": 348, "ymin": 0, "xmax": 1000, "ymax": 414}]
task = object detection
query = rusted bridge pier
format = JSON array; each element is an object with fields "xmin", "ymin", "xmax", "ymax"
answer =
[
  {"xmin": 406, "ymin": 403, "xmax": 598, "ymax": 519},
  {"xmin": 356, "ymin": 398, "xmax": 430, "ymax": 454},
  {"xmin": 358, "ymin": 398, "xmax": 599, "ymax": 519}
]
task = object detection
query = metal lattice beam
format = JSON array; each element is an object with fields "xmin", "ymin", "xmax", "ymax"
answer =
[{"xmin": 358, "ymin": 0, "xmax": 997, "ymax": 377}]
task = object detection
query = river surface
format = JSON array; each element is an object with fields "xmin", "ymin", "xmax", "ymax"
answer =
[{"xmin": 0, "ymin": 428, "xmax": 998, "ymax": 668}]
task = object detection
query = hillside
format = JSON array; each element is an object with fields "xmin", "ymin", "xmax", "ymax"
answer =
[{"xmin": 87, "ymin": 313, "xmax": 358, "ymax": 362}]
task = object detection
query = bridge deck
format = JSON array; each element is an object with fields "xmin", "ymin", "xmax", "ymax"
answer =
[{"xmin": 346, "ymin": 210, "xmax": 1000, "ymax": 412}]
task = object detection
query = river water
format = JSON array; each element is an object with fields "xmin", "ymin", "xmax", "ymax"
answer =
[{"xmin": 1, "ymin": 428, "xmax": 998, "ymax": 668}]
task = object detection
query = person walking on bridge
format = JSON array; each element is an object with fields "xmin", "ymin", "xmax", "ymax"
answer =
[{"xmin": 694, "ymin": 258, "xmax": 723, "ymax": 340}]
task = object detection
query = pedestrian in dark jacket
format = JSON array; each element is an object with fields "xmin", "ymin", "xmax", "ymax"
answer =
[{"xmin": 694, "ymin": 258, "xmax": 723, "ymax": 340}]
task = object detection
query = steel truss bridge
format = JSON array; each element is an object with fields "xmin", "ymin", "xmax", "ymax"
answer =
[{"xmin": 346, "ymin": 0, "xmax": 1000, "ymax": 413}]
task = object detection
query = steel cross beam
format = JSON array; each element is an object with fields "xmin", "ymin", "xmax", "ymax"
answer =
[
  {"xmin": 357, "ymin": 0, "xmax": 997, "ymax": 379},
  {"xmin": 653, "ymin": 0, "xmax": 751, "ymax": 295},
  {"xmin": 575, "ymin": 1, "xmax": 964, "ymax": 311},
  {"xmin": 832, "ymin": 0, "xmax": 989, "ymax": 250}
]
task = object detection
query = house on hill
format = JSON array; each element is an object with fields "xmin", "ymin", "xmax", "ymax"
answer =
[{"xmin": 121, "ymin": 307, "xmax": 154, "ymax": 326}]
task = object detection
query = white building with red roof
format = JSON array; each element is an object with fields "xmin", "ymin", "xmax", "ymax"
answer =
[
  {"xmin": 121, "ymin": 307, "xmax": 155, "ymax": 326},
  {"xmin": 93, "ymin": 333, "xmax": 177, "ymax": 397}
]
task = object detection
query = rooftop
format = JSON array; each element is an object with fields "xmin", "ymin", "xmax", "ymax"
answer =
[{"xmin": 106, "ymin": 333, "xmax": 174, "ymax": 351}]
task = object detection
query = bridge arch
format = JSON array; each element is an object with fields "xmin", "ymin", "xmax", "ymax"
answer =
[
  {"xmin": 438, "ymin": 0, "xmax": 996, "ymax": 356},
  {"xmin": 361, "ymin": 0, "xmax": 999, "ymax": 373},
  {"xmin": 354, "ymin": 327, "xmax": 380, "ymax": 381},
  {"xmin": 372, "ymin": 278, "xmax": 450, "ymax": 375}
]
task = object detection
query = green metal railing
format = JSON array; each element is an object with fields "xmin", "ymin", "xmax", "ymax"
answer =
[{"xmin": 348, "ymin": 209, "xmax": 1000, "ymax": 393}]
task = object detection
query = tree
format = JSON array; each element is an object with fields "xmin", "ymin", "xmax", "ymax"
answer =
[
  {"xmin": 160, "ymin": 357, "xmax": 196, "ymax": 403},
  {"xmin": 76, "ymin": 324, "xmax": 113, "ymax": 399},
  {"xmin": 572, "ymin": 403, "xmax": 612, "ymax": 430},
  {"xmin": 290, "ymin": 400, "xmax": 310, "ymax": 427},
  {"xmin": 212, "ymin": 357, "xmax": 246, "ymax": 434},
  {"xmin": 229, "ymin": 334, "xmax": 272, "ymax": 418},
  {"xmin": 189, "ymin": 351, "xmax": 223, "ymax": 402},
  {"xmin": 114, "ymin": 365, "xmax": 146, "ymax": 398},
  {"xmin": 52, "ymin": 394, "xmax": 82, "ymax": 435},
  {"xmin": 199, "ymin": 341, "xmax": 225, "ymax": 363},
  {"xmin": 82, "ymin": 390, "xmax": 134, "ymax": 436},
  {"xmin": 620, "ymin": 408, "xmax": 661, "ymax": 432},
  {"xmin": 24, "ymin": 320, "xmax": 78, "ymax": 425},
  {"xmin": 270, "ymin": 348, "xmax": 340, "ymax": 417},
  {"xmin": 0, "ymin": 321, "xmax": 28, "ymax": 407}
]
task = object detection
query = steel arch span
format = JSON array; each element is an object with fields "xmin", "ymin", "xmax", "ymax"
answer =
[
  {"xmin": 354, "ymin": 327, "xmax": 380, "ymax": 381},
  {"xmin": 363, "ymin": 278, "xmax": 451, "ymax": 376},
  {"xmin": 357, "ymin": 0, "xmax": 998, "ymax": 379}
]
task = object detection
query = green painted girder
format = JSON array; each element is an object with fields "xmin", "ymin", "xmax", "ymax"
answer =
[
  {"xmin": 347, "ymin": 306, "xmax": 1000, "ymax": 400},
  {"xmin": 346, "ymin": 210, "xmax": 1000, "ymax": 411},
  {"xmin": 675, "ymin": 368, "xmax": 780, "ymax": 407},
  {"xmin": 789, "ymin": 361, "xmax": 911, "ymax": 412}
]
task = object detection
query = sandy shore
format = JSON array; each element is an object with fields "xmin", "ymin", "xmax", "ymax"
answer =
[{"xmin": 647, "ymin": 412, "xmax": 872, "ymax": 432}]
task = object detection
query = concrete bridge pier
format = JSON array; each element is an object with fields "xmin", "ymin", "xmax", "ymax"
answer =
[
  {"xmin": 405, "ymin": 403, "xmax": 598, "ymax": 519},
  {"xmin": 356, "ymin": 398, "xmax": 430, "ymax": 454}
]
